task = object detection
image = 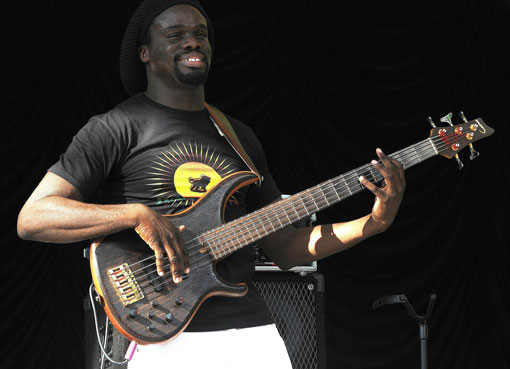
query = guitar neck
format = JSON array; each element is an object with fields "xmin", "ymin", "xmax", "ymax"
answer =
[{"xmin": 199, "ymin": 137, "xmax": 438, "ymax": 261}]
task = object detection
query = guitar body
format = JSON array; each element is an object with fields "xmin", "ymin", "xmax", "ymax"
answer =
[{"xmin": 90, "ymin": 171, "xmax": 259, "ymax": 344}]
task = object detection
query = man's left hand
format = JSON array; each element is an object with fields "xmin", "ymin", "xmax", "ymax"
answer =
[{"xmin": 359, "ymin": 148, "xmax": 406, "ymax": 232}]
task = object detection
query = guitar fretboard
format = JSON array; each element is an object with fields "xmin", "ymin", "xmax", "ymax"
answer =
[{"xmin": 199, "ymin": 137, "xmax": 438, "ymax": 260}]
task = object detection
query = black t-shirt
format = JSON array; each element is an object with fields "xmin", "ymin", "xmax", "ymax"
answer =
[{"xmin": 49, "ymin": 93, "xmax": 281, "ymax": 331}]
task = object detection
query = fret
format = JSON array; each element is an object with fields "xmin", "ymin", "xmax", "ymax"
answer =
[
  {"xmin": 302, "ymin": 194, "xmax": 315, "ymax": 213},
  {"xmin": 240, "ymin": 222, "xmax": 252, "ymax": 243},
  {"xmin": 367, "ymin": 164, "xmax": 381, "ymax": 183},
  {"xmin": 308, "ymin": 188, "xmax": 321, "ymax": 212},
  {"xmin": 298, "ymin": 196, "xmax": 311, "ymax": 216},
  {"xmin": 325, "ymin": 180, "xmax": 337, "ymax": 204},
  {"xmin": 254, "ymin": 214, "xmax": 267, "ymax": 236},
  {"xmin": 319, "ymin": 184, "xmax": 330, "ymax": 206},
  {"xmin": 352, "ymin": 170, "xmax": 365, "ymax": 192},
  {"xmin": 241, "ymin": 229, "xmax": 251, "ymax": 245},
  {"xmin": 221, "ymin": 233, "xmax": 231, "ymax": 257},
  {"xmin": 412, "ymin": 145, "xmax": 422, "ymax": 163},
  {"xmin": 211, "ymin": 239, "xmax": 222, "ymax": 259},
  {"xmin": 360, "ymin": 165, "xmax": 373, "ymax": 183},
  {"xmin": 283, "ymin": 207, "xmax": 293, "ymax": 225},
  {"xmin": 289, "ymin": 199, "xmax": 302, "ymax": 220},
  {"xmin": 229, "ymin": 236, "xmax": 239, "ymax": 253},
  {"xmin": 328, "ymin": 179, "xmax": 341, "ymax": 202},
  {"xmin": 276, "ymin": 216, "xmax": 285, "ymax": 229},
  {"xmin": 208, "ymin": 236, "xmax": 221, "ymax": 260},
  {"xmin": 233, "ymin": 233, "xmax": 243, "ymax": 251},
  {"xmin": 218, "ymin": 239, "xmax": 228, "ymax": 257},
  {"xmin": 393, "ymin": 152, "xmax": 405, "ymax": 170},
  {"xmin": 241, "ymin": 232, "xmax": 250, "ymax": 245},
  {"xmin": 341, "ymin": 175, "xmax": 352, "ymax": 196},
  {"xmin": 267, "ymin": 214, "xmax": 277, "ymax": 232},
  {"xmin": 421, "ymin": 140, "xmax": 436, "ymax": 159},
  {"xmin": 428, "ymin": 137, "xmax": 438, "ymax": 155}
]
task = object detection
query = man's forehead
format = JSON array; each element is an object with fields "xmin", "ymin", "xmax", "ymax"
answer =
[{"xmin": 152, "ymin": 4, "xmax": 207, "ymax": 28}]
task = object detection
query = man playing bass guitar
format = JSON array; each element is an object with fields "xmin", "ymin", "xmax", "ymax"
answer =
[{"xmin": 17, "ymin": 1, "xmax": 405, "ymax": 368}]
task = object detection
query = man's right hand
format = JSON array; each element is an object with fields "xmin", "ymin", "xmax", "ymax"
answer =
[
  {"xmin": 18, "ymin": 173, "xmax": 189, "ymax": 284},
  {"xmin": 134, "ymin": 205, "xmax": 189, "ymax": 283}
]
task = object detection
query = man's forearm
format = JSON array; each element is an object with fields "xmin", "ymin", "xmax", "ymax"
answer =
[
  {"xmin": 259, "ymin": 213, "xmax": 383, "ymax": 270},
  {"xmin": 17, "ymin": 196, "xmax": 142, "ymax": 243}
]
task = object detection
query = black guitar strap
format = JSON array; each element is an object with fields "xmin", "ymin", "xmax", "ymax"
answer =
[{"xmin": 205, "ymin": 103, "xmax": 263, "ymax": 187}]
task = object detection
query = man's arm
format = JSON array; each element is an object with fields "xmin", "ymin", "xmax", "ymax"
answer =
[
  {"xmin": 258, "ymin": 148, "xmax": 405, "ymax": 270},
  {"xmin": 17, "ymin": 172, "xmax": 188, "ymax": 282}
]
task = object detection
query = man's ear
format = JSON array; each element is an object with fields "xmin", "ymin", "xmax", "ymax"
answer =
[{"xmin": 139, "ymin": 45, "xmax": 150, "ymax": 63}]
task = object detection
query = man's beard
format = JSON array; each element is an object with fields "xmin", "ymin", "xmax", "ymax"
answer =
[{"xmin": 174, "ymin": 65, "xmax": 209, "ymax": 86}]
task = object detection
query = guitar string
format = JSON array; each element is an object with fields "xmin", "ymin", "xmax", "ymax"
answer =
[
  {"xmin": 133, "ymin": 139, "xmax": 436, "ymax": 293},
  {"xmin": 139, "ymin": 131, "xmax": 479, "ymax": 292},
  {"xmin": 125, "ymin": 131, "xmax": 473, "ymax": 287},
  {"xmin": 130, "ymin": 146, "xmax": 422, "ymax": 282},
  {"xmin": 128, "ymin": 146, "xmax": 417, "ymax": 283},
  {"xmin": 184, "ymin": 130, "xmax": 477, "ymax": 265},
  {"xmin": 178, "ymin": 131, "xmax": 464, "ymax": 258},
  {"xmin": 127, "ymin": 131, "xmax": 459, "ymax": 273},
  {"xmin": 127, "ymin": 130, "xmax": 467, "ymax": 283}
]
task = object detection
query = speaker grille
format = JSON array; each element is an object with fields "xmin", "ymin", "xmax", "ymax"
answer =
[{"xmin": 254, "ymin": 273, "xmax": 326, "ymax": 369}]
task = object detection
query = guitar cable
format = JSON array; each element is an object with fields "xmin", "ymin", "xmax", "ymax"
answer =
[{"xmin": 89, "ymin": 284, "xmax": 137, "ymax": 366}]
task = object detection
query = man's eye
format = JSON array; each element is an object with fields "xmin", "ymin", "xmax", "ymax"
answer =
[
  {"xmin": 167, "ymin": 33, "xmax": 182, "ymax": 39},
  {"xmin": 197, "ymin": 32, "xmax": 208, "ymax": 39}
]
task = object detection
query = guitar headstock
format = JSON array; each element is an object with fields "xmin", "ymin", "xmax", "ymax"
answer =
[{"xmin": 428, "ymin": 112, "xmax": 495, "ymax": 169}]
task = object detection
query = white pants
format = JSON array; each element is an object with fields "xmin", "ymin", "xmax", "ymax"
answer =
[{"xmin": 127, "ymin": 324, "xmax": 293, "ymax": 369}]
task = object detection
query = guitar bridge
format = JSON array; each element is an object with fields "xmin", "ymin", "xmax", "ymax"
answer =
[{"xmin": 108, "ymin": 263, "xmax": 144, "ymax": 306}]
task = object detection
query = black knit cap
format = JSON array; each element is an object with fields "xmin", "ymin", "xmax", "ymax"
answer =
[{"xmin": 120, "ymin": 0, "xmax": 214, "ymax": 96}]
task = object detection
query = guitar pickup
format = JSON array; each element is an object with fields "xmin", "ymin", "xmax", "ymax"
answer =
[{"xmin": 108, "ymin": 264, "xmax": 144, "ymax": 306}]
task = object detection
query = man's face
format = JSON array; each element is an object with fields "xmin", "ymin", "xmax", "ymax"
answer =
[{"xmin": 141, "ymin": 4, "xmax": 212, "ymax": 88}]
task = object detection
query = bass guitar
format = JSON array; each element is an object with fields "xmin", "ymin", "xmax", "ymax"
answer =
[{"xmin": 90, "ymin": 113, "xmax": 494, "ymax": 344}]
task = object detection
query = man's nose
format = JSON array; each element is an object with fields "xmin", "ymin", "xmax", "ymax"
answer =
[{"xmin": 182, "ymin": 33, "xmax": 201, "ymax": 49}]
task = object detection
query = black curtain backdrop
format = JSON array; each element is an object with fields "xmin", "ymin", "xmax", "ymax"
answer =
[{"xmin": 3, "ymin": 0, "xmax": 509, "ymax": 368}]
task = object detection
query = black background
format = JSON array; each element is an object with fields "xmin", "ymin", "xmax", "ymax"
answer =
[{"xmin": 3, "ymin": 0, "xmax": 509, "ymax": 368}]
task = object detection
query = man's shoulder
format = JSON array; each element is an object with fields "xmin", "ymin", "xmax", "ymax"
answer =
[
  {"xmin": 105, "ymin": 93, "xmax": 146, "ymax": 119},
  {"xmin": 87, "ymin": 94, "xmax": 146, "ymax": 129}
]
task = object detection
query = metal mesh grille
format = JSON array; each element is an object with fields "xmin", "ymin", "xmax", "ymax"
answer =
[{"xmin": 254, "ymin": 278, "xmax": 319, "ymax": 369}]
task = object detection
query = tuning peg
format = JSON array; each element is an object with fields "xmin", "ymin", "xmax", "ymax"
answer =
[
  {"xmin": 427, "ymin": 116, "xmax": 437, "ymax": 128},
  {"xmin": 439, "ymin": 113, "xmax": 464, "ymax": 168},
  {"xmin": 455, "ymin": 156, "xmax": 464, "ymax": 170},
  {"xmin": 459, "ymin": 111, "xmax": 480, "ymax": 160},
  {"xmin": 469, "ymin": 146, "xmax": 479, "ymax": 160},
  {"xmin": 440, "ymin": 112, "xmax": 454, "ymax": 126}
]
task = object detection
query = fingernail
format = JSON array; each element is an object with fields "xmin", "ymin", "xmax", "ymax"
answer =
[
  {"xmin": 175, "ymin": 277, "xmax": 182, "ymax": 283},
  {"xmin": 158, "ymin": 271, "xmax": 164, "ymax": 276},
  {"xmin": 371, "ymin": 160, "xmax": 378, "ymax": 165},
  {"xmin": 377, "ymin": 148, "xmax": 383, "ymax": 154},
  {"xmin": 359, "ymin": 176, "xmax": 364, "ymax": 181},
  {"xmin": 185, "ymin": 268, "xmax": 190, "ymax": 274}
]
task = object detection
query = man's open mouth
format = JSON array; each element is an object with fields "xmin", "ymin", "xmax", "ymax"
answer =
[{"xmin": 178, "ymin": 54, "xmax": 207, "ymax": 68}]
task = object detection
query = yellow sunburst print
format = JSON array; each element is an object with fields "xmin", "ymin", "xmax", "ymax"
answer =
[
  {"xmin": 146, "ymin": 141, "xmax": 237, "ymax": 207},
  {"xmin": 174, "ymin": 162, "xmax": 222, "ymax": 197}
]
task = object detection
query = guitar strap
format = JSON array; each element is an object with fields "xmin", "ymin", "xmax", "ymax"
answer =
[{"xmin": 204, "ymin": 103, "xmax": 263, "ymax": 187}]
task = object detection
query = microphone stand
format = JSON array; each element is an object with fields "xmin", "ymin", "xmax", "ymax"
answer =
[{"xmin": 373, "ymin": 294, "xmax": 436, "ymax": 369}]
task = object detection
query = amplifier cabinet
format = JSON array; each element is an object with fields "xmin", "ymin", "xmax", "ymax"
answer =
[{"xmin": 253, "ymin": 272, "xmax": 327, "ymax": 369}]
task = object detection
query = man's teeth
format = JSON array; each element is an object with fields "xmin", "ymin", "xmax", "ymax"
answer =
[{"xmin": 183, "ymin": 58, "xmax": 201, "ymax": 61}]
